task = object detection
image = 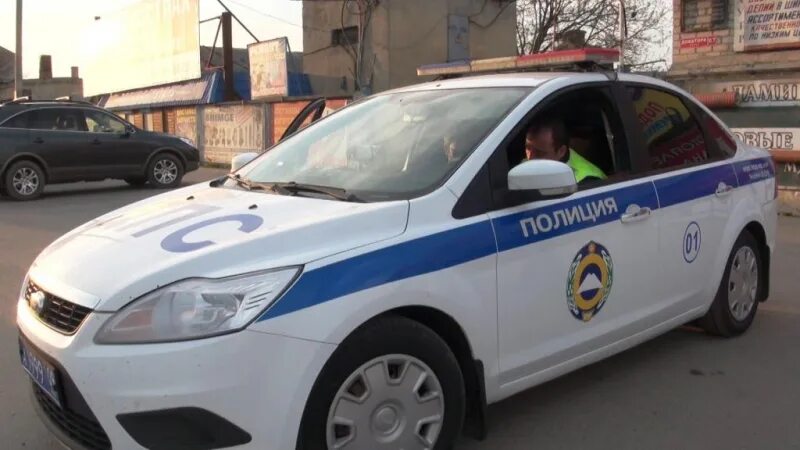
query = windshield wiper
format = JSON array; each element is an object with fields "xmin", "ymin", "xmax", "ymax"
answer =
[
  {"xmin": 223, "ymin": 173, "xmax": 257, "ymax": 191},
  {"xmin": 224, "ymin": 174, "xmax": 288, "ymax": 195},
  {"xmin": 225, "ymin": 175, "xmax": 362, "ymax": 201},
  {"xmin": 274, "ymin": 181, "xmax": 363, "ymax": 202}
]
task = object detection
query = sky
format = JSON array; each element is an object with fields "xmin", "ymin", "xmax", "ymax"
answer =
[
  {"xmin": 0, "ymin": 0, "xmax": 672, "ymax": 79},
  {"xmin": 0, "ymin": 0, "xmax": 304, "ymax": 78}
]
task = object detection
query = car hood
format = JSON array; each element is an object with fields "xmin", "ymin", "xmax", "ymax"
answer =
[{"xmin": 29, "ymin": 183, "xmax": 409, "ymax": 311}]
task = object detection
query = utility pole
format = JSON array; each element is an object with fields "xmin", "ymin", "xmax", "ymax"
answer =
[
  {"xmin": 14, "ymin": 0, "xmax": 23, "ymax": 98},
  {"xmin": 618, "ymin": 0, "xmax": 626, "ymax": 75},
  {"xmin": 221, "ymin": 12, "xmax": 237, "ymax": 101}
]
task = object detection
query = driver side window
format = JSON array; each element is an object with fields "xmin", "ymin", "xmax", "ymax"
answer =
[
  {"xmin": 495, "ymin": 86, "xmax": 631, "ymax": 205},
  {"xmin": 455, "ymin": 85, "xmax": 633, "ymax": 218},
  {"xmin": 504, "ymin": 86, "xmax": 629, "ymax": 186},
  {"xmin": 84, "ymin": 110, "xmax": 127, "ymax": 134}
]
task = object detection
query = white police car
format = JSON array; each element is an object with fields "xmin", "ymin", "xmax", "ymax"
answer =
[{"xmin": 17, "ymin": 60, "xmax": 776, "ymax": 449}]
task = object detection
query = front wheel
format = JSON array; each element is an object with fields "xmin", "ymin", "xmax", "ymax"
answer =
[
  {"xmin": 297, "ymin": 316, "xmax": 465, "ymax": 450},
  {"xmin": 147, "ymin": 154, "xmax": 184, "ymax": 188},
  {"xmin": 700, "ymin": 231, "xmax": 762, "ymax": 337}
]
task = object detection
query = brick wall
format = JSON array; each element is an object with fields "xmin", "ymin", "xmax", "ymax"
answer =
[
  {"xmin": 670, "ymin": 0, "xmax": 800, "ymax": 78},
  {"xmin": 131, "ymin": 112, "xmax": 144, "ymax": 129},
  {"xmin": 165, "ymin": 109, "xmax": 177, "ymax": 134},
  {"xmin": 151, "ymin": 109, "xmax": 164, "ymax": 132}
]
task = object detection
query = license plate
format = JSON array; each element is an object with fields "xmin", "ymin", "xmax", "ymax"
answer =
[{"xmin": 19, "ymin": 339, "xmax": 61, "ymax": 408}]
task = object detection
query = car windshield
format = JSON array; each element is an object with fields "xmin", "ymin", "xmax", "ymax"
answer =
[{"xmin": 232, "ymin": 87, "xmax": 530, "ymax": 201}]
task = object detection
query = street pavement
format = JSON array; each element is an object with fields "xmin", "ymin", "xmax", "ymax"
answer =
[{"xmin": 1, "ymin": 171, "xmax": 799, "ymax": 449}]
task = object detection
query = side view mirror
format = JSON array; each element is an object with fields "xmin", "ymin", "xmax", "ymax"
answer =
[
  {"xmin": 231, "ymin": 152, "xmax": 259, "ymax": 172},
  {"xmin": 508, "ymin": 159, "xmax": 577, "ymax": 198},
  {"xmin": 122, "ymin": 125, "xmax": 135, "ymax": 136}
]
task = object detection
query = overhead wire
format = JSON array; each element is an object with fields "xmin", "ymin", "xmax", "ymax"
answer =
[{"xmin": 223, "ymin": 0, "xmax": 328, "ymax": 32}]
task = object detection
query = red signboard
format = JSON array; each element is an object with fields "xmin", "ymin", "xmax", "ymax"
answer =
[{"xmin": 679, "ymin": 36, "xmax": 721, "ymax": 49}]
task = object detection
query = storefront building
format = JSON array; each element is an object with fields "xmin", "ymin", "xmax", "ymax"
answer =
[{"xmin": 668, "ymin": 0, "xmax": 800, "ymax": 196}]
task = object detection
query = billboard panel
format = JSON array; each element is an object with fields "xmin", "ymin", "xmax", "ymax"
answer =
[
  {"xmin": 82, "ymin": 0, "xmax": 200, "ymax": 96},
  {"xmin": 249, "ymin": 38, "xmax": 289, "ymax": 99},
  {"xmin": 734, "ymin": 0, "xmax": 800, "ymax": 52}
]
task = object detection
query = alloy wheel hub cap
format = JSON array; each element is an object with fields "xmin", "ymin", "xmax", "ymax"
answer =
[
  {"xmin": 12, "ymin": 168, "xmax": 38, "ymax": 195},
  {"xmin": 154, "ymin": 160, "xmax": 177, "ymax": 184},
  {"xmin": 372, "ymin": 404, "xmax": 401, "ymax": 434}
]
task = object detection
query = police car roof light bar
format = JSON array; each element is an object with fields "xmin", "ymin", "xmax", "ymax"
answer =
[{"xmin": 416, "ymin": 48, "xmax": 621, "ymax": 78}]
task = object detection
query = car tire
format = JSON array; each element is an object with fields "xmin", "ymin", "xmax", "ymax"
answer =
[
  {"xmin": 146, "ymin": 153, "xmax": 184, "ymax": 189},
  {"xmin": 124, "ymin": 177, "xmax": 147, "ymax": 187},
  {"xmin": 3, "ymin": 160, "xmax": 45, "ymax": 201},
  {"xmin": 700, "ymin": 230, "xmax": 762, "ymax": 337},
  {"xmin": 297, "ymin": 315, "xmax": 465, "ymax": 450}
]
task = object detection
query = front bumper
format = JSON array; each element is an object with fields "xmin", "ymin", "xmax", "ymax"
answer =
[
  {"xmin": 185, "ymin": 160, "xmax": 200, "ymax": 173},
  {"xmin": 17, "ymin": 295, "xmax": 335, "ymax": 450}
]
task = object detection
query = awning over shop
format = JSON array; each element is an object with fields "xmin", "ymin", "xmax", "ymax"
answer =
[{"xmin": 100, "ymin": 71, "xmax": 223, "ymax": 111}]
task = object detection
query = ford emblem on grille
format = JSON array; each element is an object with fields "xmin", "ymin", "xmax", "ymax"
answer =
[{"xmin": 29, "ymin": 291, "xmax": 46, "ymax": 315}]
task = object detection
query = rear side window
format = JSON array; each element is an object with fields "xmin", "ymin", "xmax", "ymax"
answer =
[
  {"xmin": 697, "ymin": 109, "xmax": 737, "ymax": 157},
  {"xmin": 0, "ymin": 110, "xmax": 35, "ymax": 129},
  {"xmin": 27, "ymin": 109, "xmax": 88, "ymax": 131},
  {"xmin": 626, "ymin": 86, "xmax": 709, "ymax": 171},
  {"xmin": 28, "ymin": 109, "xmax": 61, "ymax": 130}
]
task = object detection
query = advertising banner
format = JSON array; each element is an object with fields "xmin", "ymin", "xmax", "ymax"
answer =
[
  {"xmin": 82, "ymin": 0, "xmax": 200, "ymax": 96},
  {"xmin": 735, "ymin": 0, "xmax": 800, "ymax": 52},
  {"xmin": 175, "ymin": 107, "xmax": 197, "ymax": 145},
  {"xmin": 203, "ymin": 104, "xmax": 264, "ymax": 151},
  {"xmin": 249, "ymin": 37, "xmax": 289, "ymax": 99}
]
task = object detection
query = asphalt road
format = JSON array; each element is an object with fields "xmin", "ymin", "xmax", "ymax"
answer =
[{"xmin": 1, "ymin": 173, "xmax": 799, "ymax": 450}]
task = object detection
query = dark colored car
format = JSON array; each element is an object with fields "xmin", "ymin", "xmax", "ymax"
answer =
[{"xmin": 0, "ymin": 99, "xmax": 200, "ymax": 200}]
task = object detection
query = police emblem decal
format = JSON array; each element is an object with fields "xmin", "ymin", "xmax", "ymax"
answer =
[{"xmin": 566, "ymin": 241, "xmax": 614, "ymax": 322}]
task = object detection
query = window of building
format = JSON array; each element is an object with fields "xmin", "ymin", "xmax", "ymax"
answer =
[
  {"xmin": 626, "ymin": 86, "xmax": 710, "ymax": 171},
  {"xmin": 682, "ymin": 0, "xmax": 728, "ymax": 32},
  {"xmin": 332, "ymin": 26, "xmax": 359, "ymax": 47}
]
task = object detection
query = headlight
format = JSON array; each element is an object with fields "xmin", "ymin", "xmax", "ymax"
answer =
[
  {"xmin": 179, "ymin": 137, "xmax": 195, "ymax": 147},
  {"xmin": 95, "ymin": 267, "xmax": 300, "ymax": 344}
]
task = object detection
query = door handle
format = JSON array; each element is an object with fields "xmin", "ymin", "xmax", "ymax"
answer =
[
  {"xmin": 620, "ymin": 205, "xmax": 652, "ymax": 223},
  {"xmin": 715, "ymin": 182, "xmax": 735, "ymax": 198},
  {"xmin": 32, "ymin": 137, "xmax": 44, "ymax": 144}
]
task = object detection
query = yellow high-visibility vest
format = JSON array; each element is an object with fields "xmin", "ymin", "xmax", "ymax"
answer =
[{"xmin": 567, "ymin": 149, "xmax": 606, "ymax": 182}]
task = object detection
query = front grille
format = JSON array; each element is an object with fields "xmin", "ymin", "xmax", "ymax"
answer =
[
  {"xmin": 33, "ymin": 384, "xmax": 112, "ymax": 450},
  {"xmin": 25, "ymin": 281, "xmax": 92, "ymax": 334}
]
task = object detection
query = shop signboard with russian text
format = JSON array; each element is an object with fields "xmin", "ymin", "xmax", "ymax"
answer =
[
  {"xmin": 734, "ymin": 0, "xmax": 800, "ymax": 52},
  {"xmin": 699, "ymin": 79, "xmax": 800, "ymax": 107},
  {"xmin": 732, "ymin": 128, "xmax": 800, "ymax": 151}
]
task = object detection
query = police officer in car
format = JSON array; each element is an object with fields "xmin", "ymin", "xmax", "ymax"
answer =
[{"xmin": 525, "ymin": 120, "xmax": 606, "ymax": 183}]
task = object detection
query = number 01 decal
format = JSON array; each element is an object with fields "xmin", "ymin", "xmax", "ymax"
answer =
[{"xmin": 683, "ymin": 221, "xmax": 701, "ymax": 263}]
